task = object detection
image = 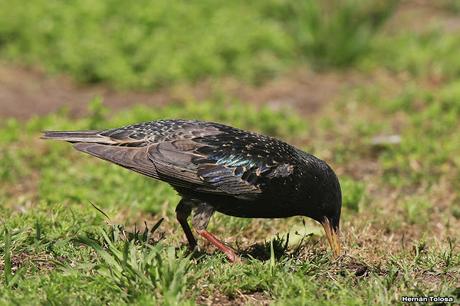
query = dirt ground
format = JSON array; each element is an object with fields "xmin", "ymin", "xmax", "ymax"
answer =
[{"xmin": 0, "ymin": 63, "xmax": 354, "ymax": 120}]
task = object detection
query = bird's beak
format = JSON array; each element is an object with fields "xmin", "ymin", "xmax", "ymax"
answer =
[{"xmin": 321, "ymin": 218, "xmax": 341, "ymax": 258}]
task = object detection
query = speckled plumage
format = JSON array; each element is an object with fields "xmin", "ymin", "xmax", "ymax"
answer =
[{"xmin": 43, "ymin": 119, "xmax": 342, "ymax": 261}]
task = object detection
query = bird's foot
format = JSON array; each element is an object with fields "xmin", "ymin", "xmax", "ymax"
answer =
[{"xmin": 196, "ymin": 229, "xmax": 240, "ymax": 263}]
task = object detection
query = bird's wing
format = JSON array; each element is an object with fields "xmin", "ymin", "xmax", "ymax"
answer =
[
  {"xmin": 195, "ymin": 132, "xmax": 296, "ymax": 198},
  {"xmin": 73, "ymin": 143, "xmax": 160, "ymax": 179},
  {"xmin": 44, "ymin": 120, "xmax": 296, "ymax": 198},
  {"xmin": 67, "ymin": 125, "xmax": 207, "ymax": 190},
  {"xmin": 146, "ymin": 123, "xmax": 296, "ymax": 198},
  {"xmin": 148, "ymin": 139, "xmax": 266, "ymax": 197}
]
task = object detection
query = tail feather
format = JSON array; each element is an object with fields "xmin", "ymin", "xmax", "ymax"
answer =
[{"xmin": 41, "ymin": 130, "xmax": 116, "ymax": 144}]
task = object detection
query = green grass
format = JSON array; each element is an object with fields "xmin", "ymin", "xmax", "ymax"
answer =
[
  {"xmin": 0, "ymin": 0, "xmax": 397, "ymax": 89},
  {"xmin": 1, "ymin": 95, "xmax": 459, "ymax": 304},
  {"xmin": 2, "ymin": 1, "xmax": 460, "ymax": 305},
  {"xmin": 364, "ymin": 29, "xmax": 460, "ymax": 80},
  {"xmin": 272, "ymin": 0, "xmax": 398, "ymax": 68}
]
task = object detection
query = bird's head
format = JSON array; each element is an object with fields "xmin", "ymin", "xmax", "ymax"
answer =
[{"xmin": 298, "ymin": 152, "xmax": 342, "ymax": 258}]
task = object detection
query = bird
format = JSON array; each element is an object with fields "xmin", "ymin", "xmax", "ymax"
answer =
[{"xmin": 42, "ymin": 119, "xmax": 342, "ymax": 262}]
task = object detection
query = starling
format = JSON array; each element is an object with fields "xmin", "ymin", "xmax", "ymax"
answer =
[{"xmin": 42, "ymin": 119, "xmax": 342, "ymax": 262}]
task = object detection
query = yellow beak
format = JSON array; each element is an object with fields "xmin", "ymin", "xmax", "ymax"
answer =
[{"xmin": 321, "ymin": 218, "xmax": 341, "ymax": 258}]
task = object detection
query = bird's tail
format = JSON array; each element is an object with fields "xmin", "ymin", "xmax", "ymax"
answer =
[{"xmin": 41, "ymin": 130, "xmax": 116, "ymax": 144}]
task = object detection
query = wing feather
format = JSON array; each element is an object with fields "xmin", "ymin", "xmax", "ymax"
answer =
[
  {"xmin": 73, "ymin": 143, "xmax": 159, "ymax": 178},
  {"xmin": 47, "ymin": 120, "xmax": 297, "ymax": 199}
]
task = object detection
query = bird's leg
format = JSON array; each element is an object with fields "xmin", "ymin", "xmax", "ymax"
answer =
[
  {"xmin": 195, "ymin": 229, "xmax": 238, "ymax": 263},
  {"xmin": 192, "ymin": 203, "xmax": 239, "ymax": 263},
  {"xmin": 176, "ymin": 200, "xmax": 197, "ymax": 250}
]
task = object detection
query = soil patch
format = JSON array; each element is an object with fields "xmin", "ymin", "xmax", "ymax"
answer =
[{"xmin": 0, "ymin": 64, "xmax": 351, "ymax": 120}]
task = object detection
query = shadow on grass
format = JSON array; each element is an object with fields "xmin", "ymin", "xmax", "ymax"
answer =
[
  {"xmin": 239, "ymin": 235, "xmax": 292, "ymax": 261},
  {"xmin": 238, "ymin": 234, "xmax": 372, "ymax": 278}
]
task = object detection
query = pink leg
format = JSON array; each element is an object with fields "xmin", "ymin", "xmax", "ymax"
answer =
[{"xmin": 196, "ymin": 229, "xmax": 239, "ymax": 263}]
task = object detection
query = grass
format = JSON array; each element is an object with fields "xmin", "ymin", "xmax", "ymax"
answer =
[
  {"xmin": 272, "ymin": 0, "xmax": 398, "ymax": 68},
  {"xmin": 364, "ymin": 29, "xmax": 460, "ymax": 81},
  {"xmin": 0, "ymin": 0, "xmax": 397, "ymax": 89},
  {"xmin": 0, "ymin": 93, "xmax": 459, "ymax": 304},
  {"xmin": 76, "ymin": 223, "xmax": 196, "ymax": 303},
  {"xmin": 1, "ymin": 1, "xmax": 460, "ymax": 305}
]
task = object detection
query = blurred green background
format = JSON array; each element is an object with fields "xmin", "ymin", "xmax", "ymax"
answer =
[
  {"xmin": 1, "ymin": 0, "xmax": 459, "ymax": 305},
  {"xmin": 0, "ymin": 0, "xmax": 398, "ymax": 88}
]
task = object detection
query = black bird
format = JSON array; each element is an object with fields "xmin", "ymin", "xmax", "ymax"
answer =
[{"xmin": 42, "ymin": 119, "xmax": 341, "ymax": 262}]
